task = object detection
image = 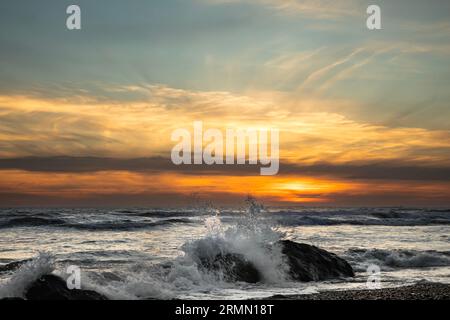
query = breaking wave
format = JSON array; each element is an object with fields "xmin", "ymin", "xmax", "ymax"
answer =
[
  {"xmin": 86, "ymin": 199, "xmax": 290, "ymax": 299},
  {"xmin": 1, "ymin": 204, "xmax": 449, "ymax": 299},
  {"xmin": 0, "ymin": 217, "xmax": 66, "ymax": 229},
  {"xmin": 271, "ymin": 209, "xmax": 450, "ymax": 226},
  {"xmin": 344, "ymin": 248, "xmax": 450, "ymax": 272},
  {"xmin": 0, "ymin": 253, "xmax": 55, "ymax": 299},
  {"xmin": 0, "ymin": 198, "xmax": 292, "ymax": 299},
  {"xmin": 0, "ymin": 214, "xmax": 193, "ymax": 231}
]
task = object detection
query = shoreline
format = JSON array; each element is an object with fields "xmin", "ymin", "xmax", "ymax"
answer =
[{"xmin": 264, "ymin": 283, "xmax": 450, "ymax": 300}]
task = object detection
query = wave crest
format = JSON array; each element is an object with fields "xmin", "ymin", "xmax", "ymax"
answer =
[
  {"xmin": 344, "ymin": 248, "xmax": 450, "ymax": 271},
  {"xmin": 0, "ymin": 253, "xmax": 55, "ymax": 299}
]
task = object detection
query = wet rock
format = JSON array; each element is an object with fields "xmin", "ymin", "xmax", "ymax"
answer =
[
  {"xmin": 25, "ymin": 275, "xmax": 107, "ymax": 300},
  {"xmin": 200, "ymin": 253, "xmax": 261, "ymax": 283},
  {"xmin": 200, "ymin": 240, "xmax": 354, "ymax": 283},
  {"xmin": 279, "ymin": 240, "xmax": 354, "ymax": 281}
]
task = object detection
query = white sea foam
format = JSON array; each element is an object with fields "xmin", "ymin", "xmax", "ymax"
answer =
[
  {"xmin": 0, "ymin": 252, "xmax": 55, "ymax": 299},
  {"xmin": 344, "ymin": 248, "xmax": 450, "ymax": 272}
]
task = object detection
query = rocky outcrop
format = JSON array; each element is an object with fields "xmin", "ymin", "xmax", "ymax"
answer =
[
  {"xmin": 198, "ymin": 240, "xmax": 354, "ymax": 283},
  {"xmin": 200, "ymin": 253, "xmax": 261, "ymax": 283},
  {"xmin": 24, "ymin": 275, "xmax": 107, "ymax": 300},
  {"xmin": 278, "ymin": 240, "xmax": 354, "ymax": 281}
]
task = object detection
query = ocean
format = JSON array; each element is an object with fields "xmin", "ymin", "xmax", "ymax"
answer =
[{"xmin": 0, "ymin": 205, "xmax": 449, "ymax": 299}]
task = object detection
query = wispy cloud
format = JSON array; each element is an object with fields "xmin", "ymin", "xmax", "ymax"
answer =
[
  {"xmin": 204, "ymin": 0, "xmax": 364, "ymax": 19},
  {"xmin": 298, "ymin": 47, "xmax": 366, "ymax": 90}
]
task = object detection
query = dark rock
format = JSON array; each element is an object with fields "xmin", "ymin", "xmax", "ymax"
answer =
[
  {"xmin": 200, "ymin": 253, "xmax": 261, "ymax": 283},
  {"xmin": 198, "ymin": 240, "xmax": 353, "ymax": 284},
  {"xmin": 278, "ymin": 240, "xmax": 354, "ymax": 281},
  {"xmin": 0, "ymin": 259, "xmax": 31, "ymax": 274},
  {"xmin": 25, "ymin": 275, "xmax": 107, "ymax": 300}
]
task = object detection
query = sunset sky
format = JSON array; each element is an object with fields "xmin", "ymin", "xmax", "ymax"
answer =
[{"xmin": 1, "ymin": 0, "xmax": 450, "ymax": 207}]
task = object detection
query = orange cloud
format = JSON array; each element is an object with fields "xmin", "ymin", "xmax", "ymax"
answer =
[
  {"xmin": 1, "ymin": 87, "xmax": 449, "ymax": 206},
  {"xmin": 1, "ymin": 91, "xmax": 449, "ymax": 166},
  {"xmin": 1, "ymin": 169, "xmax": 449, "ymax": 206}
]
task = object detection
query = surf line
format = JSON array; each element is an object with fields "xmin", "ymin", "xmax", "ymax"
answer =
[
  {"xmin": 170, "ymin": 121, "xmax": 279, "ymax": 175},
  {"xmin": 175, "ymin": 304, "xmax": 209, "ymax": 318}
]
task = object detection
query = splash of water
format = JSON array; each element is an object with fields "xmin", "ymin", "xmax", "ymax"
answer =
[
  {"xmin": 87, "ymin": 197, "xmax": 290, "ymax": 299},
  {"xmin": 0, "ymin": 252, "xmax": 55, "ymax": 298},
  {"xmin": 182, "ymin": 196, "xmax": 288, "ymax": 284},
  {"xmin": 0, "ymin": 198, "xmax": 290, "ymax": 300}
]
